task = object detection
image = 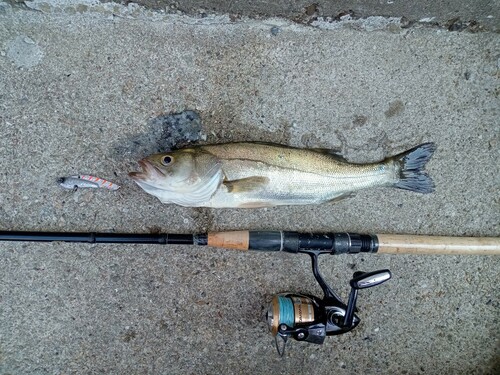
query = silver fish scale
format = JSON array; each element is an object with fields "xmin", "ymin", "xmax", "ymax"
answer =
[{"xmin": 204, "ymin": 159, "xmax": 393, "ymax": 207}]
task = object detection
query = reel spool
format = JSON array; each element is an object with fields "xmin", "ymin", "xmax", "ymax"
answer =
[
  {"xmin": 267, "ymin": 295, "xmax": 318, "ymax": 336},
  {"xmin": 266, "ymin": 249, "xmax": 391, "ymax": 355}
]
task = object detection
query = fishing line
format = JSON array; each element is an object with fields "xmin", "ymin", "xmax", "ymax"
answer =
[{"xmin": 277, "ymin": 296, "xmax": 294, "ymax": 327}]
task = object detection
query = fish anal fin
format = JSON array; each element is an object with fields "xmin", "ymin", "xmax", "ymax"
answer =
[
  {"xmin": 326, "ymin": 192, "xmax": 356, "ymax": 204},
  {"xmin": 224, "ymin": 176, "xmax": 269, "ymax": 193},
  {"xmin": 237, "ymin": 201, "xmax": 275, "ymax": 208}
]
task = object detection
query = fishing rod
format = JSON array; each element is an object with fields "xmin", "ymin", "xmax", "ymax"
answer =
[
  {"xmin": 1, "ymin": 230, "xmax": 499, "ymax": 255},
  {"xmin": 2, "ymin": 229, "xmax": 498, "ymax": 355}
]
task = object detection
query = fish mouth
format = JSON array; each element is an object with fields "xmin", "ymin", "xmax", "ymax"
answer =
[{"xmin": 129, "ymin": 159, "xmax": 165, "ymax": 182}]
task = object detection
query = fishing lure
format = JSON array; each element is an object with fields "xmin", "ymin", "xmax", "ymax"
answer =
[{"xmin": 58, "ymin": 175, "xmax": 120, "ymax": 191}]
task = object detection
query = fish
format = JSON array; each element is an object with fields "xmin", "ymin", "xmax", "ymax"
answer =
[
  {"xmin": 58, "ymin": 175, "xmax": 120, "ymax": 191},
  {"xmin": 128, "ymin": 142, "xmax": 436, "ymax": 208}
]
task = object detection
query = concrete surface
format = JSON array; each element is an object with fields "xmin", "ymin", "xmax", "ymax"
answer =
[
  {"xmin": 102, "ymin": 0, "xmax": 500, "ymax": 32},
  {"xmin": 0, "ymin": 1, "xmax": 499, "ymax": 374}
]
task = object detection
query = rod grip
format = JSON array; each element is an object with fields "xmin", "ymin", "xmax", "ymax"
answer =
[
  {"xmin": 206, "ymin": 231, "xmax": 287, "ymax": 251},
  {"xmin": 207, "ymin": 231, "xmax": 250, "ymax": 250},
  {"xmin": 206, "ymin": 231, "xmax": 379, "ymax": 253},
  {"xmin": 376, "ymin": 234, "xmax": 500, "ymax": 255}
]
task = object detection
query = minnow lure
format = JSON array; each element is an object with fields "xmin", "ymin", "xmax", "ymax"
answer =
[{"xmin": 58, "ymin": 175, "xmax": 120, "ymax": 191}]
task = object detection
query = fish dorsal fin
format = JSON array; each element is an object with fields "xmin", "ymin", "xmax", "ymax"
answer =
[{"xmin": 224, "ymin": 176, "xmax": 269, "ymax": 193}]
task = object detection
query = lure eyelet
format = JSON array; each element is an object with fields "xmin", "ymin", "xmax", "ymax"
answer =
[{"xmin": 161, "ymin": 155, "xmax": 173, "ymax": 166}]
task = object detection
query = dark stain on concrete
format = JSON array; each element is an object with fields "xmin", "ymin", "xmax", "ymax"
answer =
[
  {"xmin": 122, "ymin": 330, "xmax": 136, "ymax": 342},
  {"xmin": 384, "ymin": 100, "xmax": 405, "ymax": 118},
  {"xmin": 353, "ymin": 115, "xmax": 368, "ymax": 126}
]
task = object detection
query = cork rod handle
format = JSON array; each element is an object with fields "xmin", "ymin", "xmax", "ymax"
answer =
[{"xmin": 376, "ymin": 234, "xmax": 500, "ymax": 255}]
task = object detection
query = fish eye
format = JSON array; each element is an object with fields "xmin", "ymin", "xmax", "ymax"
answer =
[{"xmin": 161, "ymin": 155, "xmax": 173, "ymax": 166}]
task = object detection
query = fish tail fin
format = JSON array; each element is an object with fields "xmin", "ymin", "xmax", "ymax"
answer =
[{"xmin": 392, "ymin": 142, "xmax": 436, "ymax": 194}]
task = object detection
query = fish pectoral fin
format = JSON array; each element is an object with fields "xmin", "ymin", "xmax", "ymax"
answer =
[
  {"xmin": 223, "ymin": 176, "xmax": 269, "ymax": 193},
  {"xmin": 326, "ymin": 192, "xmax": 356, "ymax": 204}
]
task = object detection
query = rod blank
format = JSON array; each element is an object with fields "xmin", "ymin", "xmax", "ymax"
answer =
[{"xmin": 0, "ymin": 231, "xmax": 194, "ymax": 245}]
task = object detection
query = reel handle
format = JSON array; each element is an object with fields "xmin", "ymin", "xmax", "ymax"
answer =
[{"xmin": 343, "ymin": 270, "xmax": 392, "ymax": 328}]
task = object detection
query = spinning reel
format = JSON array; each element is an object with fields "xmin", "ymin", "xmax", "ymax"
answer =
[{"xmin": 266, "ymin": 249, "xmax": 391, "ymax": 355}]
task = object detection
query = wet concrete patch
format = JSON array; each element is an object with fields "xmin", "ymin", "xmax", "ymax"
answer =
[
  {"xmin": 114, "ymin": 110, "xmax": 205, "ymax": 159},
  {"xmin": 150, "ymin": 110, "xmax": 204, "ymax": 150}
]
